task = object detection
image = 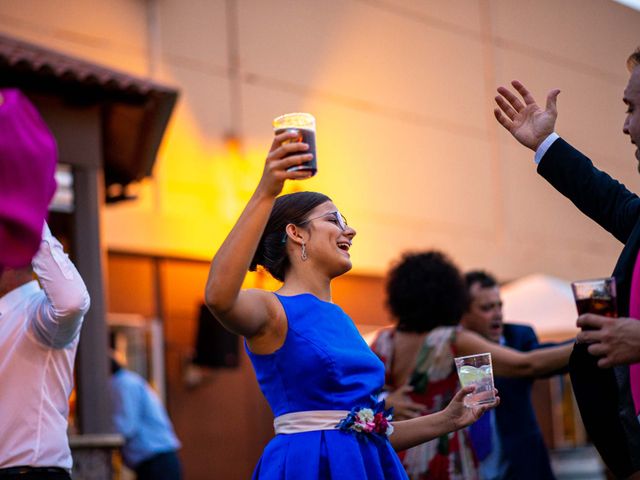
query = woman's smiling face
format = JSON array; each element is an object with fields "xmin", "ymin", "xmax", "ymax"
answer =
[{"xmin": 299, "ymin": 201, "xmax": 356, "ymax": 277}]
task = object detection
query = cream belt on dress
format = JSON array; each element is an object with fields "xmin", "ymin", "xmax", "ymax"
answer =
[{"xmin": 273, "ymin": 410, "xmax": 350, "ymax": 434}]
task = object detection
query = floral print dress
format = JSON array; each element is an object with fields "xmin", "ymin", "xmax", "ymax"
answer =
[{"xmin": 371, "ymin": 326, "xmax": 479, "ymax": 480}]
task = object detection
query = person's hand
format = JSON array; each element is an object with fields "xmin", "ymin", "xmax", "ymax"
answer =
[
  {"xmin": 384, "ymin": 385, "xmax": 426, "ymax": 420},
  {"xmin": 576, "ymin": 314, "xmax": 640, "ymax": 367},
  {"xmin": 494, "ymin": 80, "xmax": 561, "ymax": 151},
  {"xmin": 256, "ymin": 130, "xmax": 315, "ymax": 198},
  {"xmin": 442, "ymin": 386, "xmax": 499, "ymax": 430}
]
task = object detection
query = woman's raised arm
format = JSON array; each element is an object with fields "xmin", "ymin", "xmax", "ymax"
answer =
[{"xmin": 204, "ymin": 131, "xmax": 313, "ymax": 337}]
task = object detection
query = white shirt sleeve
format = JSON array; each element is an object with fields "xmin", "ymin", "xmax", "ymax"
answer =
[
  {"xmin": 30, "ymin": 223, "xmax": 91, "ymax": 348},
  {"xmin": 534, "ymin": 132, "xmax": 560, "ymax": 164}
]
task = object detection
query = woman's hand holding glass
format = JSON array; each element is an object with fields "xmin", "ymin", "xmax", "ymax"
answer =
[
  {"xmin": 257, "ymin": 130, "xmax": 315, "ymax": 198},
  {"xmin": 443, "ymin": 386, "xmax": 500, "ymax": 430}
]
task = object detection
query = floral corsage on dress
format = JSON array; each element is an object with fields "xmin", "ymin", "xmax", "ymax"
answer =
[{"xmin": 337, "ymin": 397, "xmax": 394, "ymax": 441}]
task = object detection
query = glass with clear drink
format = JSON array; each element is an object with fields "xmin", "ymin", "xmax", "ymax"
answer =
[{"xmin": 454, "ymin": 352, "xmax": 496, "ymax": 407}]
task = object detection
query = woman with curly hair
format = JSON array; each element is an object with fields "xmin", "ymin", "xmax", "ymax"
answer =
[
  {"xmin": 371, "ymin": 251, "xmax": 572, "ymax": 480},
  {"xmin": 205, "ymin": 131, "xmax": 498, "ymax": 480}
]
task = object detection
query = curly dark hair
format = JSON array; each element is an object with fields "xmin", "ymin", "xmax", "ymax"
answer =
[
  {"xmin": 386, "ymin": 250, "xmax": 469, "ymax": 333},
  {"xmin": 249, "ymin": 191, "xmax": 331, "ymax": 282}
]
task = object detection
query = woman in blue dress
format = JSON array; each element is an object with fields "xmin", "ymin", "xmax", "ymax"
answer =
[{"xmin": 204, "ymin": 129, "xmax": 498, "ymax": 479}]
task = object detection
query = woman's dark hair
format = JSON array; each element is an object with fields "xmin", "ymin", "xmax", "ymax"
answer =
[
  {"xmin": 250, "ymin": 191, "xmax": 331, "ymax": 282},
  {"xmin": 386, "ymin": 250, "xmax": 469, "ymax": 333}
]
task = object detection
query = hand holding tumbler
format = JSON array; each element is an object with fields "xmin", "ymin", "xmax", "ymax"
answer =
[{"xmin": 273, "ymin": 112, "xmax": 317, "ymax": 176}]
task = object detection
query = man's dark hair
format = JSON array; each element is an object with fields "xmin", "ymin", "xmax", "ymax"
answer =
[
  {"xmin": 464, "ymin": 270, "xmax": 498, "ymax": 290},
  {"xmin": 110, "ymin": 357, "xmax": 122, "ymax": 375},
  {"xmin": 627, "ymin": 47, "xmax": 640, "ymax": 71},
  {"xmin": 249, "ymin": 191, "xmax": 331, "ymax": 282},
  {"xmin": 386, "ymin": 250, "xmax": 469, "ymax": 333}
]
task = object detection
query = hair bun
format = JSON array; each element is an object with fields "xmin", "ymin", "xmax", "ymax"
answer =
[{"xmin": 250, "ymin": 242, "xmax": 265, "ymax": 272}]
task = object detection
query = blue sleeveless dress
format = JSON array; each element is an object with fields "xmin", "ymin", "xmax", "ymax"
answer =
[{"xmin": 246, "ymin": 293, "xmax": 408, "ymax": 479}]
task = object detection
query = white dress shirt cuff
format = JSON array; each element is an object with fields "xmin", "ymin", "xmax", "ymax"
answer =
[{"xmin": 534, "ymin": 132, "xmax": 560, "ymax": 164}]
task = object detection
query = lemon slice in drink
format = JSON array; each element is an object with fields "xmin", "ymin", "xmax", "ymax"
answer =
[{"xmin": 458, "ymin": 365, "xmax": 482, "ymax": 386}]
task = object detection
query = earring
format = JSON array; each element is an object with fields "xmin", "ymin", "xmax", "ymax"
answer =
[{"xmin": 301, "ymin": 242, "xmax": 308, "ymax": 261}]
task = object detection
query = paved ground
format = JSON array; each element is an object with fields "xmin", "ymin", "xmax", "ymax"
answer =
[{"xmin": 550, "ymin": 446, "xmax": 606, "ymax": 480}]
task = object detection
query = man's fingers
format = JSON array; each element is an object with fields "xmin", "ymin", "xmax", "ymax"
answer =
[
  {"xmin": 397, "ymin": 406, "xmax": 422, "ymax": 418},
  {"xmin": 576, "ymin": 313, "xmax": 609, "ymax": 330},
  {"xmin": 404, "ymin": 400, "xmax": 426, "ymax": 413},
  {"xmin": 497, "ymin": 86, "xmax": 526, "ymax": 111},
  {"xmin": 511, "ymin": 80, "xmax": 537, "ymax": 106},
  {"xmin": 494, "ymin": 108, "xmax": 512, "ymax": 130},
  {"xmin": 545, "ymin": 89, "xmax": 561, "ymax": 114},
  {"xmin": 394, "ymin": 396, "xmax": 422, "ymax": 409},
  {"xmin": 587, "ymin": 342, "xmax": 608, "ymax": 357},
  {"xmin": 576, "ymin": 330, "xmax": 602, "ymax": 344},
  {"xmin": 495, "ymin": 96, "xmax": 519, "ymax": 120},
  {"xmin": 396, "ymin": 384, "xmax": 414, "ymax": 394},
  {"xmin": 597, "ymin": 356, "xmax": 613, "ymax": 369},
  {"xmin": 392, "ymin": 385, "xmax": 424, "ymax": 412}
]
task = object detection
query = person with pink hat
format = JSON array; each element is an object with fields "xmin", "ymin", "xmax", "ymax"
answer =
[
  {"xmin": 0, "ymin": 89, "xmax": 90, "ymax": 480},
  {"xmin": 0, "ymin": 88, "xmax": 57, "ymax": 272}
]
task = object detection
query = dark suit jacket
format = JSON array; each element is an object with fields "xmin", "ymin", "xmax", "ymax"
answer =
[
  {"xmin": 494, "ymin": 323, "xmax": 557, "ymax": 480},
  {"xmin": 538, "ymin": 137, "xmax": 640, "ymax": 477}
]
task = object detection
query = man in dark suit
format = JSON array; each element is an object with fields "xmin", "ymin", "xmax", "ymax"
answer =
[
  {"xmin": 493, "ymin": 47, "xmax": 640, "ymax": 479},
  {"xmin": 461, "ymin": 270, "xmax": 558, "ymax": 480}
]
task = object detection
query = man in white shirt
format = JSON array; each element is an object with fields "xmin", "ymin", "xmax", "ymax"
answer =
[
  {"xmin": 0, "ymin": 89, "xmax": 57, "ymax": 274},
  {"xmin": 0, "ymin": 224, "xmax": 90, "ymax": 480},
  {"xmin": 0, "ymin": 88, "xmax": 90, "ymax": 479}
]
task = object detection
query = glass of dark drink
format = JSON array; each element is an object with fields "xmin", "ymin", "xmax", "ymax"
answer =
[
  {"xmin": 273, "ymin": 112, "xmax": 317, "ymax": 176},
  {"xmin": 571, "ymin": 277, "xmax": 618, "ymax": 324},
  {"xmin": 568, "ymin": 276, "xmax": 625, "ymax": 471}
]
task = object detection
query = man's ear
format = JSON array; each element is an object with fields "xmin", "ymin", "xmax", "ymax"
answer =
[{"xmin": 284, "ymin": 223, "xmax": 306, "ymax": 246}]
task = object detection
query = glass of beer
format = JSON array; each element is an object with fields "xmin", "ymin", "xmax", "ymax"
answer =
[
  {"xmin": 571, "ymin": 277, "xmax": 618, "ymax": 324},
  {"xmin": 454, "ymin": 353, "xmax": 496, "ymax": 407},
  {"xmin": 273, "ymin": 112, "xmax": 317, "ymax": 176}
]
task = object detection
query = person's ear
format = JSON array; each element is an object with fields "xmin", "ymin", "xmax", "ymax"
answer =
[{"xmin": 284, "ymin": 223, "xmax": 307, "ymax": 246}]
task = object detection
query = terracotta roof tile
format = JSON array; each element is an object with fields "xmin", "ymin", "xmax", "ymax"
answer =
[
  {"xmin": 0, "ymin": 33, "xmax": 179, "ymax": 197},
  {"xmin": 0, "ymin": 33, "xmax": 174, "ymax": 100}
]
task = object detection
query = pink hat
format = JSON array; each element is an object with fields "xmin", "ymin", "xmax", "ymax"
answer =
[{"xmin": 0, "ymin": 89, "xmax": 57, "ymax": 269}]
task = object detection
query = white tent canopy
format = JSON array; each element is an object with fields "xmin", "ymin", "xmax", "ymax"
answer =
[{"xmin": 501, "ymin": 274, "xmax": 580, "ymax": 338}]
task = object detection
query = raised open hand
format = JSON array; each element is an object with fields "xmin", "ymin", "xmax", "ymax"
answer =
[
  {"xmin": 494, "ymin": 81, "xmax": 561, "ymax": 151},
  {"xmin": 256, "ymin": 130, "xmax": 315, "ymax": 198}
]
